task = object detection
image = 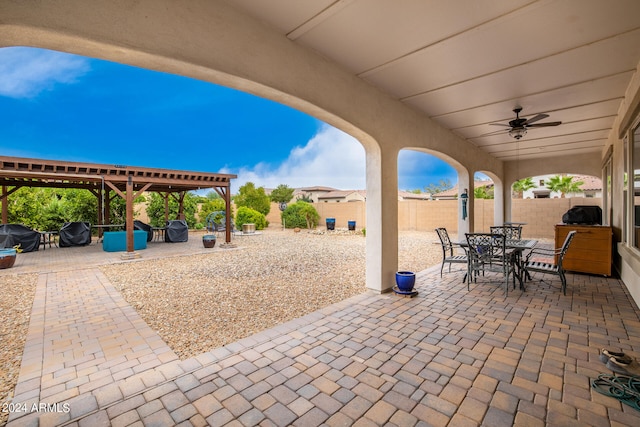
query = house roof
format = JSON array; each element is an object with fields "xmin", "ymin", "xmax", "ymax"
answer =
[
  {"xmin": 318, "ymin": 190, "xmax": 365, "ymax": 199},
  {"xmin": 433, "ymin": 181, "xmax": 494, "ymax": 198}
]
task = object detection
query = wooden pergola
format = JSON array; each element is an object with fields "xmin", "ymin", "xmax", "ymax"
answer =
[{"xmin": 0, "ymin": 156, "xmax": 237, "ymax": 252}]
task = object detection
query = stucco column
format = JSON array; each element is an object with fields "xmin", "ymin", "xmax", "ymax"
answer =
[
  {"xmin": 457, "ymin": 173, "xmax": 472, "ymax": 242},
  {"xmin": 494, "ymin": 181, "xmax": 505, "ymax": 225},
  {"xmin": 366, "ymin": 145, "xmax": 398, "ymax": 293}
]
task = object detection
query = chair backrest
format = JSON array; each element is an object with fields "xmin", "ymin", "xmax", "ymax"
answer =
[
  {"xmin": 490, "ymin": 225, "xmax": 522, "ymax": 240},
  {"xmin": 557, "ymin": 230, "xmax": 577, "ymax": 267},
  {"xmin": 465, "ymin": 233, "xmax": 506, "ymax": 262},
  {"xmin": 435, "ymin": 228, "xmax": 453, "ymax": 255}
]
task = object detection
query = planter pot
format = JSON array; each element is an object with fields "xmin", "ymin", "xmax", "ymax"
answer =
[
  {"xmin": 0, "ymin": 248, "xmax": 17, "ymax": 269},
  {"xmin": 202, "ymin": 235, "xmax": 216, "ymax": 248},
  {"xmin": 395, "ymin": 271, "xmax": 416, "ymax": 292}
]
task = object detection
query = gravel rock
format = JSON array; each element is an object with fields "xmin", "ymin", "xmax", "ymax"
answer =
[
  {"xmin": 0, "ymin": 273, "xmax": 37, "ymax": 425},
  {"xmin": 101, "ymin": 229, "xmax": 443, "ymax": 360}
]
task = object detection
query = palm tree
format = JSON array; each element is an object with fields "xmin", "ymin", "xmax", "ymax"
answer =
[
  {"xmin": 512, "ymin": 177, "xmax": 536, "ymax": 198},
  {"xmin": 545, "ymin": 175, "xmax": 584, "ymax": 198}
]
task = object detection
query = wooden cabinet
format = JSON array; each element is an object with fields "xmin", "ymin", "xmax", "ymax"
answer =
[{"xmin": 554, "ymin": 224, "xmax": 612, "ymax": 276}]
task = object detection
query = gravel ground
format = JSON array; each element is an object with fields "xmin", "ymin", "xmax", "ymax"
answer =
[
  {"xmin": 101, "ymin": 229, "xmax": 444, "ymax": 360},
  {"xmin": 0, "ymin": 273, "xmax": 38, "ymax": 426},
  {"xmin": 0, "ymin": 229, "xmax": 444, "ymax": 423}
]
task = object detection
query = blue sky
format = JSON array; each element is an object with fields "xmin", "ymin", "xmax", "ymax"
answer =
[{"xmin": 0, "ymin": 47, "xmax": 458, "ymax": 193}]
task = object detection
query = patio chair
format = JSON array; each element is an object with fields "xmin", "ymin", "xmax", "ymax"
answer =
[
  {"xmin": 523, "ymin": 230, "xmax": 577, "ymax": 295},
  {"xmin": 490, "ymin": 224, "xmax": 522, "ymax": 239},
  {"xmin": 435, "ymin": 228, "xmax": 468, "ymax": 282},
  {"xmin": 215, "ymin": 217, "xmax": 236, "ymax": 237},
  {"xmin": 465, "ymin": 233, "xmax": 521, "ymax": 294}
]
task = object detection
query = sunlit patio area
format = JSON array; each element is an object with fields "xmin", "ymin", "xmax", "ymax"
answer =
[{"xmin": 2, "ymin": 232, "xmax": 640, "ymax": 426}]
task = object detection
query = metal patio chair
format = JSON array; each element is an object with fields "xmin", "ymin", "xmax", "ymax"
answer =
[
  {"xmin": 523, "ymin": 230, "xmax": 577, "ymax": 295},
  {"xmin": 435, "ymin": 228, "xmax": 468, "ymax": 282},
  {"xmin": 465, "ymin": 233, "xmax": 521, "ymax": 294}
]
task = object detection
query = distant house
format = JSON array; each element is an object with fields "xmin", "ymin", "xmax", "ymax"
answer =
[
  {"xmin": 398, "ymin": 191, "xmax": 431, "ymax": 201},
  {"xmin": 317, "ymin": 190, "xmax": 366, "ymax": 203},
  {"xmin": 523, "ymin": 174, "xmax": 602, "ymax": 199},
  {"xmin": 293, "ymin": 186, "xmax": 338, "ymax": 203},
  {"xmin": 431, "ymin": 181, "xmax": 494, "ymax": 200}
]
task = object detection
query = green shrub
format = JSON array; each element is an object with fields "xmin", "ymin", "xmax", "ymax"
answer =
[
  {"xmin": 235, "ymin": 206, "xmax": 268, "ymax": 230},
  {"xmin": 281, "ymin": 201, "xmax": 320, "ymax": 229}
]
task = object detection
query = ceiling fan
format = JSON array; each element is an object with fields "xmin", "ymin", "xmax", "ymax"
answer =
[{"xmin": 490, "ymin": 107, "xmax": 562, "ymax": 140}]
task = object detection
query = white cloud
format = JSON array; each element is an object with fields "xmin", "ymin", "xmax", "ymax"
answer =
[
  {"xmin": 223, "ymin": 125, "xmax": 365, "ymax": 192},
  {"xmin": 0, "ymin": 47, "xmax": 90, "ymax": 98}
]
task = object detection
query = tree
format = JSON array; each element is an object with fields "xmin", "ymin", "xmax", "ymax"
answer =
[
  {"xmin": 205, "ymin": 190, "xmax": 221, "ymax": 200},
  {"xmin": 199, "ymin": 198, "xmax": 228, "ymax": 225},
  {"xmin": 145, "ymin": 192, "xmax": 199, "ymax": 227},
  {"xmin": 474, "ymin": 185, "xmax": 494, "ymax": 199},
  {"xmin": 512, "ymin": 177, "xmax": 536, "ymax": 198},
  {"xmin": 424, "ymin": 179, "xmax": 453, "ymax": 195},
  {"xmin": 281, "ymin": 201, "xmax": 320, "ymax": 229},
  {"xmin": 234, "ymin": 182, "xmax": 271, "ymax": 216},
  {"xmin": 296, "ymin": 193, "xmax": 313, "ymax": 203},
  {"xmin": 235, "ymin": 206, "xmax": 268, "ymax": 230},
  {"xmin": 545, "ymin": 175, "xmax": 584, "ymax": 198},
  {"xmin": 270, "ymin": 184, "xmax": 295, "ymax": 204}
]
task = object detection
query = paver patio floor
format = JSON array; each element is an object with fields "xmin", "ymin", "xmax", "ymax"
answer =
[{"xmin": 3, "ymin": 236, "xmax": 640, "ymax": 426}]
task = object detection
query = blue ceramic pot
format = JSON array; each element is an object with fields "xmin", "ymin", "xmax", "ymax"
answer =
[
  {"xmin": 395, "ymin": 271, "xmax": 415, "ymax": 291},
  {"xmin": 202, "ymin": 234, "xmax": 216, "ymax": 248},
  {"xmin": 0, "ymin": 248, "xmax": 17, "ymax": 269}
]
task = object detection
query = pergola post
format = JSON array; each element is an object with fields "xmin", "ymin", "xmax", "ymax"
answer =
[
  {"xmin": 1, "ymin": 186, "xmax": 8, "ymax": 224},
  {"xmin": 126, "ymin": 176, "xmax": 134, "ymax": 252}
]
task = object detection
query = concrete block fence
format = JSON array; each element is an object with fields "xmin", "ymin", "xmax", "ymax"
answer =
[{"xmin": 266, "ymin": 198, "xmax": 603, "ymax": 240}]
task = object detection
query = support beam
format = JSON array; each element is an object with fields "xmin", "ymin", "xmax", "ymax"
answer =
[
  {"xmin": 214, "ymin": 186, "xmax": 233, "ymax": 244},
  {"xmin": 126, "ymin": 176, "xmax": 134, "ymax": 252}
]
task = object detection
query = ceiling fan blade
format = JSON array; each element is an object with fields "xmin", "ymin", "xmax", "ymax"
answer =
[
  {"xmin": 489, "ymin": 123, "xmax": 511, "ymax": 127},
  {"xmin": 527, "ymin": 121, "xmax": 562, "ymax": 127},
  {"xmin": 523, "ymin": 113, "xmax": 549, "ymax": 125}
]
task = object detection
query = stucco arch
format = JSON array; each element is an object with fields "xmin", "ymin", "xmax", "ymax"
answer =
[
  {"xmin": 0, "ymin": 0, "xmax": 504, "ymax": 292},
  {"xmin": 502, "ymin": 152, "xmax": 602, "ymax": 221},
  {"xmin": 399, "ymin": 147, "xmax": 477, "ymax": 241}
]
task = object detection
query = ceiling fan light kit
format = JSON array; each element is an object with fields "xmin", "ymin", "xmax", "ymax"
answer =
[{"xmin": 509, "ymin": 127, "xmax": 527, "ymax": 140}]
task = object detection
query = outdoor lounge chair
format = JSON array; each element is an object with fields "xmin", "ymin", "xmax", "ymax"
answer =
[{"xmin": 523, "ymin": 230, "xmax": 577, "ymax": 295}]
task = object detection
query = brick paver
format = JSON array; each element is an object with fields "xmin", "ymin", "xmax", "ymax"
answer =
[{"xmin": 4, "ymin": 237, "xmax": 640, "ymax": 426}]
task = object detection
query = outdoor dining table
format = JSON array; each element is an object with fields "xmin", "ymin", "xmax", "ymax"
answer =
[{"xmin": 455, "ymin": 237, "xmax": 538, "ymax": 290}]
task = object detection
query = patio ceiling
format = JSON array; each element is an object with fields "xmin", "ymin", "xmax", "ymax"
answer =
[{"xmin": 226, "ymin": 0, "xmax": 640, "ymax": 163}]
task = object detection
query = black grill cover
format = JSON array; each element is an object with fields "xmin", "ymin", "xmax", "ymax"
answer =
[
  {"xmin": 562, "ymin": 205, "xmax": 602, "ymax": 225},
  {"xmin": 134, "ymin": 220, "xmax": 154, "ymax": 242},
  {"xmin": 0, "ymin": 224, "xmax": 40, "ymax": 252},
  {"xmin": 165, "ymin": 220, "xmax": 188, "ymax": 243},
  {"xmin": 59, "ymin": 222, "xmax": 92, "ymax": 247}
]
